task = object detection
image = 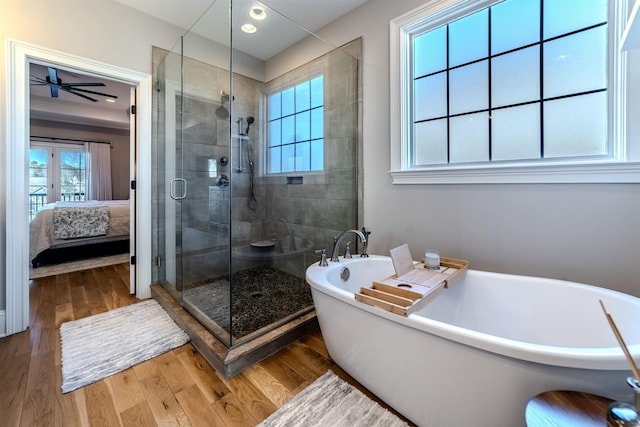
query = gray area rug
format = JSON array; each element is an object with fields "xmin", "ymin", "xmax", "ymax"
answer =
[
  {"xmin": 60, "ymin": 299, "xmax": 190, "ymax": 393},
  {"xmin": 258, "ymin": 370, "xmax": 409, "ymax": 427}
]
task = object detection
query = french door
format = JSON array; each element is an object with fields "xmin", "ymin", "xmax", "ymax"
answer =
[{"xmin": 29, "ymin": 142, "xmax": 87, "ymax": 219}]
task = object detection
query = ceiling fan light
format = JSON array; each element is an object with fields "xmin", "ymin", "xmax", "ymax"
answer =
[{"xmin": 241, "ymin": 23, "xmax": 257, "ymax": 34}]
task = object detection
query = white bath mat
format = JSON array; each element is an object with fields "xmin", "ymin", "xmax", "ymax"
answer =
[
  {"xmin": 258, "ymin": 370, "xmax": 409, "ymax": 426},
  {"xmin": 59, "ymin": 299, "xmax": 189, "ymax": 393}
]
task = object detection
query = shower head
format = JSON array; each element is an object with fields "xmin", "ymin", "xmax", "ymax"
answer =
[
  {"xmin": 216, "ymin": 91, "xmax": 233, "ymax": 119},
  {"xmin": 216, "ymin": 104, "xmax": 229, "ymax": 119},
  {"xmin": 245, "ymin": 116, "xmax": 255, "ymax": 135}
]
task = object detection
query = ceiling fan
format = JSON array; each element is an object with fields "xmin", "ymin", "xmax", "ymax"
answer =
[{"xmin": 30, "ymin": 67, "xmax": 118, "ymax": 102}]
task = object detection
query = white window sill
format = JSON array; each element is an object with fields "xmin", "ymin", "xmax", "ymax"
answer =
[{"xmin": 389, "ymin": 161, "xmax": 640, "ymax": 184}]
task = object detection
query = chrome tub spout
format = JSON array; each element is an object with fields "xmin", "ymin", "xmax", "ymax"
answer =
[{"xmin": 330, "ymin": 229, "xmax": 367, "ymax": 262}]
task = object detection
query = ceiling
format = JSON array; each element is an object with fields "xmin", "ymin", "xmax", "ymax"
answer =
[
  {"xmin": 30, "ymin": 63, "xmax": 134, "ymax": 130},
  {"xmin": 116, "ymin": 0, "xmax": 369, "ymax": 61},
  {"xmin": 31, "ymin": 0, "xmax": 368, "ymax": 129}
]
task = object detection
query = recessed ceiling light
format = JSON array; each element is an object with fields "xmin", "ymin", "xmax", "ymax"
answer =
[
  {"xmin": 250, "ymin": 6, "xmax": 266, "ymax": 20},
  {"xmin": 105, "ymin": 98, "xmax": 116, "ymax": 103},
  {"xmin": 241, "ymin": 23, "xmax": 257, "ymax": 34}
]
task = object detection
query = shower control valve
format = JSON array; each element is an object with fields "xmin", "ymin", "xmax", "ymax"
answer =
[{"xmin": 216, "ymin": 174, "xmax": 229, "ymax": 187}]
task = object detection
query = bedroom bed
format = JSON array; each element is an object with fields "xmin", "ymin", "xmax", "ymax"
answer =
[{"xmin": 30, "ymin": 200, "xmax": 130, "ymax": 267}]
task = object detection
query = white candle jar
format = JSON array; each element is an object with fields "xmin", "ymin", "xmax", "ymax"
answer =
[{"xmin": 424, "ymin": 250, "xmax": 440, "ymax": 270}]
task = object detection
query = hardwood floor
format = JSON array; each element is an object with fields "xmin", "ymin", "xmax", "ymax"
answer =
[{"xmin": 0, "ymin": 263, "xmax": 412, "ymax": 426}]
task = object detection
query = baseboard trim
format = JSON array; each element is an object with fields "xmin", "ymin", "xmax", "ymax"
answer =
[{"xmin": 0, "ymin": 310, "xmax": 6, "ymax": 338}]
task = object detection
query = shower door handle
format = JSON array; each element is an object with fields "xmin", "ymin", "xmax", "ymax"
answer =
[{"xmin": 170, "ymin": 178, "xmax": 187, "ymax": 200}]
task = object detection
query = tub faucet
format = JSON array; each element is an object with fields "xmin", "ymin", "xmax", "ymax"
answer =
[{"xmin": 330, "ymin": 229, "xmax": 367, "ymax": 262}]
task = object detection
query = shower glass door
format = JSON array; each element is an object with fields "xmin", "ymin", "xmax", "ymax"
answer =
[
  {"xmin": 153, "ymin": 1, "xmax": 234, "ymax": 348},
  {"xmin": 179, "ymin": 14, "xmax": 234, "ymax": 345},
  {"xmin": 153, "ymin": 37, "xmax": 186, "ymax": 301}
]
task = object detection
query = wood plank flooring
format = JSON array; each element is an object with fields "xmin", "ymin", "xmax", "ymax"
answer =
[{"xmin": 0, "ymin": 263, "xmax": 413, "ymax": 426}]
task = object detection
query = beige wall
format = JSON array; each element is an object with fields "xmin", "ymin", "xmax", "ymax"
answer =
[{"xmin": 309, "ymin": 0, "xmax": 640, "ymax": 297}]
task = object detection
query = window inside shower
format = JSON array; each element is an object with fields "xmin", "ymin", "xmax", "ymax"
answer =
[{"xmin": 267, "ymin": 75, "xmax": 325, "ymax": 174}]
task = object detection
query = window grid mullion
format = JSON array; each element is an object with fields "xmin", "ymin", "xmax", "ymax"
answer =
[
  {"xmin": 540, "ymin": 0, "xmax": 545, "ymax": 159},
  {"xmin": 488, "ymin": 8, "xmax": 493, "ymax": 162},
  {"xmin": 446, "ymin": 25, "xmax": 450, "ymax": 164},
  {"xmin": 279, "ymin": 95, "xmax": 284, "ymax": 172}
]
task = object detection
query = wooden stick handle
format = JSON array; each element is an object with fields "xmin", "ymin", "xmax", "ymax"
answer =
[{"xmin": 599, "ymin": 300, "xmax": 640, "ymax": 382}]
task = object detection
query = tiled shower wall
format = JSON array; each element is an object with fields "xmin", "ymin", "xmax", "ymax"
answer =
[{"xmin": 263, "ymin": 39, "xmax": 363, "ymax": 276}]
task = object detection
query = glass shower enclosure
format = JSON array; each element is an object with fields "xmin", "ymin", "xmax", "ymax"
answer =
[{"xmin": 152, "ymin": 0, "xmax": 361, "ymax": 351}]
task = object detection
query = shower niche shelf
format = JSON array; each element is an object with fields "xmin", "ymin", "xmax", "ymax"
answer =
[{"xmin": 355, "ymin": 257, "xmax": 468, "ymax": 316}]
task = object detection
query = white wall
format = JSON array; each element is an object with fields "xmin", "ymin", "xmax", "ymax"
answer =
[
  {"xmin": 0, "ymin": 0, "xmax": 186, "ymax": 310},
  {"xmin": 312, "ymin": 0, "xmax": 640, "ymax": 297}
]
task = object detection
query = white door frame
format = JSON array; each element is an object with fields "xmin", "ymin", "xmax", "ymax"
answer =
[{"xmin": 5, "ymin": 38, "xmax": 153, "ymax": 335}]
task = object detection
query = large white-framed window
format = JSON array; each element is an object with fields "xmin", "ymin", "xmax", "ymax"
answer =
[
  {"xmin": 267, "ymin": 75, "xmax": 324, "ymax": 174},
  {"xmin": 390, "ymin": 0, "xmax": 640, "ymax": 183}
]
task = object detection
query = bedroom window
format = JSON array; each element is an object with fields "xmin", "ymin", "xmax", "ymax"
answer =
[
  {"xmin": 29, "ymin": 143, "xmax": 86, "ymax": 219},
  {"xmin": 390, "ymin": 0, "xmax": 639, "ymax": 183},
  {"xmin": 267, "ymin": 75, "xmax": 324, "ymax": 174}
]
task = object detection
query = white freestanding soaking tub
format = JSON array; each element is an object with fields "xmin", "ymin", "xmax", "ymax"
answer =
[{"xmin": 306, "ymin": 255, "xmax": 640, "ymax": 427}]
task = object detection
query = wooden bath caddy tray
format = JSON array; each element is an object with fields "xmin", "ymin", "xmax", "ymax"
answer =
[{"xmin": 355, "ymin": 257, "xmax": 468, "ymax": 316}]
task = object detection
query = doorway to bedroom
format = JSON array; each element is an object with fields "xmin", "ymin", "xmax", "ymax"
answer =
[
  {"xmin": 27, "ymin": 62, "xmax": 135, "ymax": 278},
  {"xmin": 6, "ymin": 39, "xmax": 154, "ymax": 336}
]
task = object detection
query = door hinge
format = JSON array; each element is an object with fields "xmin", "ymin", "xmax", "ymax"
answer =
[
  {"xmin": 131, "ymin": 105, "xmax": 136, "ymax": 115},
  {"xmin": 130, "ymin": 180, "xmax": 136, "ymax": 190},
  {"xmin": 130, "ymin": 255, "xmax": 136, "ymax": 265}
]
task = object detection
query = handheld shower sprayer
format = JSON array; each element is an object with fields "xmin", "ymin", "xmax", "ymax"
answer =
[{"xmin": 245, "ymin": 116, "xmax": 255, "ymax": 135}]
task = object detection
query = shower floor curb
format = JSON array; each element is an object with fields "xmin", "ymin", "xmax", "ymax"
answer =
[{"xmin": 150, "ymin": 283, "xmax": 319, "ymax": 378}]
